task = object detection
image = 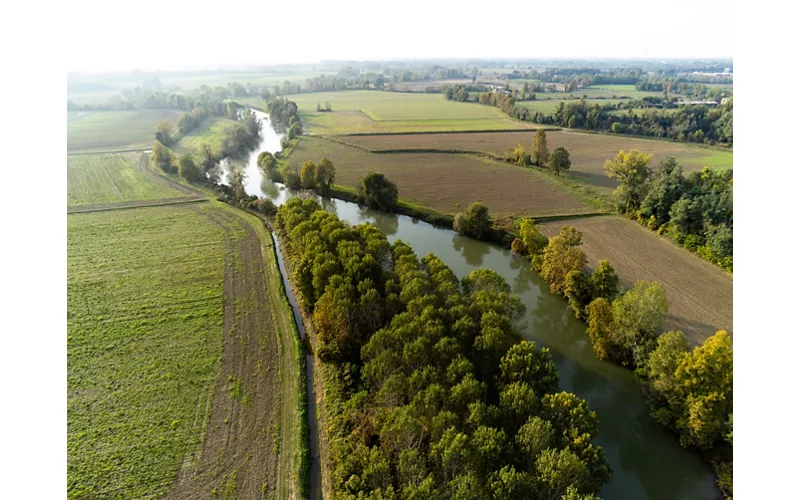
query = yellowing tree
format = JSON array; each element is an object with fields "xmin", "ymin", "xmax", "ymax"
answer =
[
  {"xmin": 603, "ymin": 150, "xmax": 653, "ymax": 212},
  {"xmin": 540, "ymin": 227, "xmax": 587, "ymax": 295},
  {"xmin": 300, "ymin": 160, "xmax": 317, "ymax": 189}
]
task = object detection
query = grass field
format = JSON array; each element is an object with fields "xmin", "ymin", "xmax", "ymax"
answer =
[
  {"xmin": 68, "ymin": 204, "xmax": 228, "ymax": 498},
  {"xmin": 172, "ymin": 117, "xmax": 241, "ymax": 156},
  {"xmin": 68, "ymin": 201, "xmax": 306, "ymax": 498},
  {"xmin": 285, "ymin": 136, "xmax": 593, "ymax": 217},
  {"xmin": 67, "ymin": 109, "xmax": 182, "ymax": 153},
  {"xmin": 272, "ymin": 91, "xmax": 532, "ymax": 134},
  {"xmin": 340, "ymin": 130, "xmax": 733, "ymax": 192},
  {"xmin": 538, "ymin": 215, "xmax": 733, "ymax": 345},
  {"xmin": 67, "ymin": 153, "xmax": 184, "ymax": 207}
]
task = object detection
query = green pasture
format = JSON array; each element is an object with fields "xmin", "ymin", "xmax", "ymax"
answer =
[
  {"xmin": 67, "ymin": 153, "xmax": 182, "ymax": 207},
  {"xmin": 67, "ymin": 203, "xmax": 231, "ymax": 498},
  {"xmin": 67, "ymin": 109, "xmax": 181, "ymax": 153},
  {"xmin": 172, "ymin": 117, "xmax": 242, "ymax": 156}
]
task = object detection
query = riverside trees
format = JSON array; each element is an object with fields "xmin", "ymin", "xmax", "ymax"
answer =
[{"xmin": 274, "ymin": 198, "xmax": 611, "ymax": 498}]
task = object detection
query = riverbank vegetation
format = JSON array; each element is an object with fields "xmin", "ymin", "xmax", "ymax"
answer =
[
  {"xmin": 512, "ymin": 219, "xmax": 733, "ymax": 495},
  {"xmin": 274, "ymin": 198, "xmax": 612, "ymax": 497}
]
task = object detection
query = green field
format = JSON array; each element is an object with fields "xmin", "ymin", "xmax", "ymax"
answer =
[
  {"xmin": 172, "ymin": 117, "xmax": 241, "ymax": 156},
  {"xmin": 277, "ymin": 90, "xmax": 532, "ymax": 134},
  {"xmin": 67, "ymin": 109, "xmax": 182, "ymax": 153},
  {"xmin": 67, "ymin": 153, "xmax": 183, "ymax": 207},
  {"xmin": 67, "ymin": 204, "xmax": 228, "ymax": 498}
]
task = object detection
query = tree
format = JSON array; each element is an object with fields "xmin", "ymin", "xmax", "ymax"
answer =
[
  {"xmin": 177, "ymin": 153, "xmax": 203, "ymax": 182},
  {"xmin": 454, "ymin": 203, "xmax": 492, "ymax": 239},
  {"xmin": 315, "ymin": 157, "xmax": 336, "ymax": 194},
  {"xmin": 548, "ymin": 147, "xmax": 571, "ymax": 176},
  {"xmin": 498, "ymin": 341, "xmax": 559, "ymax": 397},
  {"xmin": 155, "ymin": 120, "xmax": 175, "ymax": 146},
  {"xmin": 516, "ymin": 416, "xmax": 554, "ymax": 463},
  {"xmin": 531, "ymin": 129, "xmax": 549, "ymax": 166},
  {"xmin": 539, "ymin": 227, "xmax": 587, "ymax": 295},
  {"xmin": 518, "ymin": 219, "xmax": 549, "ymax": 266},
  {"xmin": 360, "ymin": 171, "xmax": 398, "ymax": 211},
  {"xmin": 151, "ymin": 141, "xmax": 175, "ymax": 173},
  {"xmin": 611, "ymin": 281, "xmax": 669, "ymax": 365},
  {"xmin": 564, "ymin": 270, "xmax": 591, "ymax": 320},
  {"xmin": 585, "ymin": 298, "xmax": 615, "ymax": 361},
  {"xmin": 509, "ymin": 144, "xmax": 528, "ymax": 166},
  {"xmin": 646, "ymin": 330, "xmax": 690, "ymax": 397},
  {"xmin": 603, "ymin": 150, "xmax": 653, "ymax": 212},
  {"xmin": 639, "ymin": 158, "xmax": 685, "ymax": 228},
  {"xmin": 671, "ymin": 330, "xmax": 733, "ymax": 449},
  {"xmin": 534, "ymin": 448, "xmax": 589, "ymax": 500},
  {"xmin": 588, "ymin": 260, "xmax": 619, "ymax": 301},
  {"xmin": 300, "ymin": 160, "xmax": 318, "ymax": 189}
]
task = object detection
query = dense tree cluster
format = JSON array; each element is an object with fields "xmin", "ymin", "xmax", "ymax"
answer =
[
  {"xmin": 442, "ymin": 85, "xmax": 471, "ymax": 102},
  {"xmin": 478, "ymin": 94, "xmax": 733, "ymax": 146},
  {"xmin": 265, "ymin": 97, "xmax": 303, "ymax": 139},
  {"xmin": 605, "ymin": 152, "xmax": 733, "ymax": 270},
  {"xmin": 274, "ymin": 199, "xmax": 611, "ymax": 498}
]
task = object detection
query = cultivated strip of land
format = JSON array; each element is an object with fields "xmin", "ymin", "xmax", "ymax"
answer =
[
  {"xmin": 67, "ymin": 153, "xmax": 206, "ymax": 213},
  {"xmin": 338, "ymin": 129, "xmax": 733, "ymax": 192},
  {"xmin": 285, "ymin": 136, "xmax": 594, "ymax": 218}
]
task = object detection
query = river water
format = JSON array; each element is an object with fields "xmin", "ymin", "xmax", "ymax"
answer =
[{"xmin": 230, "ymin": 109, "xmax": 720, "ymax": 499}]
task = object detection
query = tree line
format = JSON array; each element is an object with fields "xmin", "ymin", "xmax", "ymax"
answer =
[
  {"xmin": 264, "ymin": 97, "xmax": 304, "ymax": 148},
  {"xmin": 67, "ymin": 80, "xmax": 272, "ymax": 112},
  {"xmin": 274, "ymin": 198, "xmax": 612, "ymax": 498},
  {"xmin": 510, "ymin": 220, "xmax": 733, "ymax": 497},
  {"xmin": 604, "ymin": 151, "xmax": 733, "ymax": 270},
  {"xmin": 478, "ymin": 93, "xmax": 733, "ymax": 146}
]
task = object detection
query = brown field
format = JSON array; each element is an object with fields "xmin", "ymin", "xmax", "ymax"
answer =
[
  {"xmin": 285, "ymin": 136, "xmax": 593, "ymax": 217},
  {"xmin": 340, "ymin": 130, "xmax": 733, "ymax": 192},
  {"xmin": 538, "ymin": 215, "xmax": 732, "ymax": 345}
]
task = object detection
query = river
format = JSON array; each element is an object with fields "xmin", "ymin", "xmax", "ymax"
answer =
[{"xmin": 228, "ymin": 109, "xmax": 721, "ymax": 499}]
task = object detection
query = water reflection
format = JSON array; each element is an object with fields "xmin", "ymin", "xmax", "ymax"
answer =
[{"xmin": 452, "ymin": 234, "xmax": 490, "ymax": 266}]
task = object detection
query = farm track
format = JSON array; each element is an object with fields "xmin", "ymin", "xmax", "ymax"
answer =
[{"xmin": 166, "ymin": 205, "xmax": 299, "ymax": 499}]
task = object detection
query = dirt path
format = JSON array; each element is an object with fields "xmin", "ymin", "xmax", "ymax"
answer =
[{"xmin": 166, "ymin": 204, "xmax": 303, "ymax": 499}]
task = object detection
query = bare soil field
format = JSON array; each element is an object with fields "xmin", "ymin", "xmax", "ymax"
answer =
[
  {"xmin": 285, "ymin": 136, "xmax": 593, "ymax": 217},
  {"xmin": 538, "ymin": 215, "xmax": 733, "ymax": 345},
  {"xmin": 340, "ymin": 130, "xmax": 733, "ymax": 192}
]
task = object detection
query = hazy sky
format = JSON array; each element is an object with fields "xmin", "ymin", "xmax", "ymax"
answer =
[{"xmin": 67, "ymin": 0, "xmax": 732, "ymax": 72}]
